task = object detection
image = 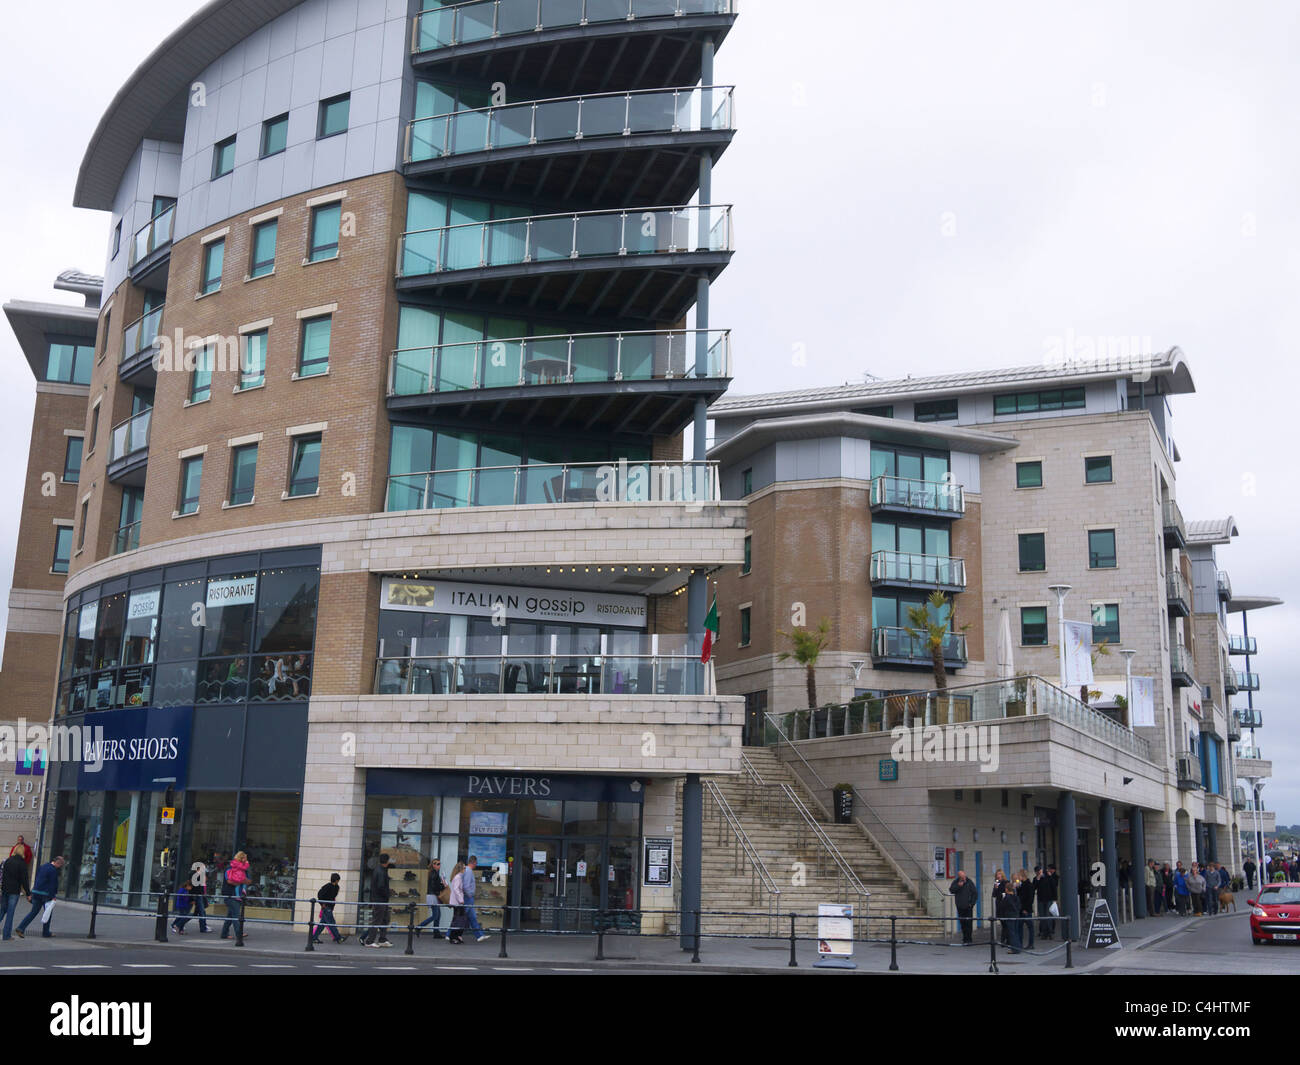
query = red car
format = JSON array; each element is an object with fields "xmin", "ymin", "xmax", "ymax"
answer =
[{"xmin": 1250, "ymin": 883, "xmax": 1300, "ymax": 944}]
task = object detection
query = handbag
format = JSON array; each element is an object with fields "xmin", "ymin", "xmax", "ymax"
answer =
[
  {"xmin": 438, "ymin": 886, "xmax": 451, "ymax": 904},
  {"xmin": 1048, "ymin": 900, "xmax": 1060, "ymax": 917}
]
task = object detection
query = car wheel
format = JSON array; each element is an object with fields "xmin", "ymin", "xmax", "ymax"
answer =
[{"xmin": 1252, "ymin": 936, "xmax": 1263, "ymax": 945}]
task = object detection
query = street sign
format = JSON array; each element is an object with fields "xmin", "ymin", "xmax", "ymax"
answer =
[
  {"xmin": 813, "ymin": 903, "xmax": 856, "ymax": 969},
  {"xmin": 1084, "ymin": 897, "xmax": 1122, "ymax": 950},
  {"xmin": 160, "ymin": 807, "xmax": 175, "ymax": 825}
]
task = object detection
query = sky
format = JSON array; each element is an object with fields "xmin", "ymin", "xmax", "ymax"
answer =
[{"xmin": 0, "ymin": 0, "xmax": 1294, "ymax": 822}]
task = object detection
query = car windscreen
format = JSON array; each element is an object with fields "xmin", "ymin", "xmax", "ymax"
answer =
[{"xmin": 1259, "ymin": 886, "xmax": 1300, "ymax": 904}]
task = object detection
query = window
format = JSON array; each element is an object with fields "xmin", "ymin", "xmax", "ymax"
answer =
[
  {"xmin": 52, "ymin": 527, "xmax": 73, "ymax": 574},
  {"xmin": 318, "ymin": 94, "xmax": 350, "ymax": 138},
  {"xmin": 289, "ymin": 434, "xmax": 322, "ymax": 497},
  {"xmin": 298, "ymin": 316, "xmax": 331, "ymax": 378},
  {"xmin": 739, "ymin": 606, "xmax": 751, "ymax": 646},
  {"xmin": 100, "ymin": 310, "xmax": 111, "ymax": 357},
  {"xmin": 63, "ymin": 437, "xmax": 84, "ymax": 483},
  {"xmin": 201, "ymin": 239, "xmax": 225, "ymax": 295},
  {"xmin": 1016, "ymin": 461, "xmax": 1042, "ymax": 488},
  {"xmin": 914, "ymin": 398, "xmax": 958, "ymax": 422},
  {"xmin": 229, "ymin": 444, "xmax": 258, "ymax": 506},
  {"xmin": 45, "ymin": 341, "xmax": 93, "ymax": 385},
  {"xmin": 78, "ymin": 499, "xmax": 88, "ymax": 550},
  {"xmin": 190, "ymin": 344, "xmax": 214, "ymax": 403},
  {"xmin": 88, "ymin": 406, "xmax": 100, "ymax": 453},
  {"xmin": 112, "ymin": 220, "xmax": 122, "ymax": 258},
  {"xmin": 178, "ymin": 456, "xmax": 203, "ymax": 515},
  {"xmin": 261, "ymin": 113, "xmax": 289, "ymax": 158},
  {"xmin": 870, "ymin": 443, "xmax": 950, "ymax": 482},
  {"xmin": 308, "ymin": 204, "xmax": 341, "ymax": 262},
  {"xmin": 250, "ymin": 220, "xmax": 277, "ymax": 277},
  {"xmin": 240, "ymin": 330, "xmax": 267, "ymax": 390},
  {"xmin": 1085, "ymin": 455, "xmax": 1113, "ymax": 484},
  {"xmin": 742, "ymin": 468, "xmax": 753, "ymax": 495},
  {"xmin": 994, "ymin": 387, "xmax": 1086, "ymax": 416},
  {"xmin": 855, "ymin": 404, "xmax": 894, "ymax": 418},
  {"xmin": 742, "ymin": 535, "xmax": 752, "ymax": 575},
  {"xmin": 1088, "ymin": 529, "xmax": 1117, "ymax": 569},
  {"xmin": 1091, "ymin": 603, "xmax": 1120, "ymax": 645},
  {"xmin": 1020, "ymin": 606, "xmax": 1048, "ymax": 646},
  {"xmin": 212, "ymin": 135, "xmax": 237, "ymax": 179},
  {"xmin": 1017, "ymin": 532, "xmax": 1046, "ymax": 572}
]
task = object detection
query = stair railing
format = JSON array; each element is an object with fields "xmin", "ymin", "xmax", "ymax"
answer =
[
  {"xmin": 703, "ymin": 778, "xmax": 781, "ymax": 934},
  {"xmin": 778, "ymin": 781, "xmax": 871, "ymax": 928}
]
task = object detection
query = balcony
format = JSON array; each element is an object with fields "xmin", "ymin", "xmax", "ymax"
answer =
[
  {"xmin": 1162, "ymin": 499, "xmax": 1186, "ymax": 548},
  {"xmin": 1232, "ymin": 785, "xmax": 1247, "ymax": 811},
  {"xmin": 388, "ymin": 328, "xmax": 731, "ymax": 437},
  {"xmin": 1235, "ymin": 671, "xmax": 1260, "ymax": 692},
  {"xmin": 411, "ymin": 0, "xmax": 738, "ymax": 94},
  {"xmin": 1228, "ymin": 634, "xmax": 1256, "ymax": 656},
  {"xmin": 1241, "ymin": 802, "xmax": 1276, "ymax": 834},
  {"xmin": 871, "ymin": 626, "xmax": 968, "ymax": 670},
  {"xmin": 868, "ymin": 475, "xmax": 965, "ymax": 519},
  {"xmin": 1236, "ymin": 745, "xmax": 1272, "ymax": 779},
  {"xmin": 1166, "ymin": 571, "xmax": 1191, "ymax": 617},
  {"xmin": 1224, "ymin": 668, "xmax": 1239, "ymax": 694},
  {"xmin": 128, "ymin": 204, "xmax": 175, "ymax": 284},
  {"xmin": 1175, "ymin": 752, "xmax": 1202, "ymax": 790},
  {"xmin": 1237, "ymin": 707, "xmax": 1262, "ymax": 730},
  {"xmin": 1170, "ymin": 644, "xmax": 1194, "ymax": 688},
  {"xmin": 395, "ymin": 203, "xmax": 733, "ymax": 322},
  {"xmin": 869, "ymin": 550, "xmax": 966, "ymax": 593},
  {"xmin": 387, "ymin": 459, "xmax": 718, "ymax": 512},
  {"xmin": 1216, "ymin": 570, "xmax": 1232, "ymax": 601},
  {"xmin": 111, "ymin": 521, "xmax": 141, "ymax": 556},
  {"xmin": 119, "ymin": 304, "xmax": 163, "ymax": 382},
  {"xmin": 1228, "ymin": 710, "xmax": 1242, "ymax": 741},
  {"xmin": 404, "ymin": 86, "xmax": 734, "ymax": 206},
  {"xmin": 374, "ymin": 633, "xmax": 706, "ymax": 696},
  {"xmin": 106, "ymin": 409, "xmax": 150, "ymax": 486}
]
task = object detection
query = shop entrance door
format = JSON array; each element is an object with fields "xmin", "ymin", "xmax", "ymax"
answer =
[
  {"xmin": 515, "ymin": 839, "xmax": 561, "ymax": 931},
  {"xmin": 563, "ymin": 840, "xmax": 603, "ymax": 932}
]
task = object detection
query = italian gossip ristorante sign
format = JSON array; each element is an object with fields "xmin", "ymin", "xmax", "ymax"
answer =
[{"xmin": 380, "ymin": 578, "xmax": 648, "ymax": 628}]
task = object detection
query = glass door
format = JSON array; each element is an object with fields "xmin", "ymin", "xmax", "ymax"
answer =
[
  {"xmin": 515, "ymin": 838, "xmax": 561, "ymax": 930},
  {"xmin": 563, "ymin": 840, "xmax": 603, "ymax": 931}
]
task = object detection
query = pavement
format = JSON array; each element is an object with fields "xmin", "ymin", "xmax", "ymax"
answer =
[{"xmin": 0, "ymin": 892, "xmax": 1262, "ymax": 974}]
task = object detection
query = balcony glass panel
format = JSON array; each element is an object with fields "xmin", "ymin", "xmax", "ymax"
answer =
[
  {"xmin": 870, "ymin": 551, "xmax": 965, "ymax": 587},
  {"xmin": 869, "ymin": 475, "xmax": 964, "ymax": 515},
  {"xmin": 109, "ymin": 409, "xmax": 151, "ymax": 462},
  {"xmin": 122, "ymin": 305, "xmax": 164, "ymax": 363}
]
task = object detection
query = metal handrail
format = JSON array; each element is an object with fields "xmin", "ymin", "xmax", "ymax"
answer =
[
  {"xmin": 1166, "ymin": 571, "xmax": 1191, "ymax": 604},
  {"xmin": 869, "ymin": 474, "xmax": 965, "ymax": 514},
  {"xmin": 869, "ymin": 550, "xmax": 966, "ymax": 587},
  {"xmin": 702, "ymin": 778, "xmax": 780, "ymax": 932},
  {"xmin": 778, "ymin": 781, "xmax": 870, "ymax": 926},
  {"xmin": 406, "ymin": 85, "xmax": 734, "ymax": 162},
  {"xmin": 872, "ymin": 625, "xmax": 968, "ymax": 664},
  {"xmin": 389, "ymin": 327, "xmax": 731, "ymax": 396},
  {"xmin": 413, "ymin": 0, "xmax": 737, "ymax": 54}
]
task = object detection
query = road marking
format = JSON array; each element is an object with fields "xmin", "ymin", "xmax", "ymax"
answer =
[
  {"xmin": 55, "ymin": 964, "xmax": 110, "ymax": 969},
  {"xmin": 377, "ymin": 966, "xmax": 417, "ymax": 970},
  {"xmin": 123, "ymin": 964, "xmax": 172, "ymax": 969},
  {"xmin": 0, "ymin": 966, "xmax": 41, "ymax": 971},
  {"xmin": 435, "ymin": 965, "xmax": 477, "ymax": 970},
  {"xmin": 494, "ymin": 967, "xmax": 530, "ymax": 971},
  {"xmin": 250, "ymin": 964, "xmax": 293, "ymax": 968},
  {"xmin": 190, "ymin": 964, "xmax": 235, "ymax": 968},
  {"xmin": 551, "ymin": 968, "xmax": 593, "ymax": 972},
  {"xmin": 314, "ymin": 964, "xmax": 355, "ymax": 969}
]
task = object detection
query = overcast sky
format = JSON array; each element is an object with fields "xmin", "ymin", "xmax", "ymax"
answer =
[{"xmin": 0, "ymin": 0, "xmax": 1294, "ymax": 823}]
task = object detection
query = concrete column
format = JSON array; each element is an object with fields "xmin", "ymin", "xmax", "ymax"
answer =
[
  {"xmin": 1206, "ymin": 822, "xmax": 1218, "ymax": 863},
  {"xmin": 1100, "ymin": 799, "xmax": 1117, "ymax": 918},
  {"xmin": 1058, "ymin": 792, "xmax": 1079, "ymax": 941},
  {"xmin": 1194, "ymin": 818, "xmax": 1205, "ymax": 865},
  {"xmin": 680, "ymin": 773, "xmax": 703, "ymax": 950},
  {"xmin": 1130, "ymin": 807, "xmax": 1148, "ymax": 919}
]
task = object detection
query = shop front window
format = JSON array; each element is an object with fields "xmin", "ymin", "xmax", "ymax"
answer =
[{"xmin": 243, "ymin": 793, "xmax": 302, "ymax": 912}]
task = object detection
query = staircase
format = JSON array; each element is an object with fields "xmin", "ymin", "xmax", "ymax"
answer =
[{"xmin": 677, "ymin": 747, "xmax": 943, "ymax": 939}]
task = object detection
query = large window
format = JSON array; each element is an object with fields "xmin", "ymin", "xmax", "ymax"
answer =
[
  {"xmin": 229, "ymin": 444, "xmax": 257, "ymax": 506},
  {"xmin": 1020, "ymin": 606, "xmax": 1048, "ymax": 646},
  {"xmin": 240, "ymin": 330, "xmax": 267, "ymax": 390},
  {"xmin": 913, "ymin": 398, "xmax": 958, "ymax": 423},
  {"xmin": 1091, "ymin": 603, "xmax": 1120, "ymax": 645},
  {"xmin": 190, "ymin": 345, "xmax": 214, "ymax": 403},
  {"xmin": 742, "ymin": 535, "xmax": 751, "ymax": 575},
  {"xmin": 742, "ymin": 468, "xmax": 753, "ymax": 495},
  {"xmin": 318, "ymin": 94, "xmax": 350, "ymax": 138},
  {"xmin": 1015, "ymin": 460, "xmax": 1042, "ymax": 488},
  {"xmin": 1088, "ymin": 529, "xmax": 1117, "ymax": 569},
  {"xmin": 211, "ymin": 135, "xmax": 236, "ymax": 179},
  {"xmin": 201, "ymin": 239, "xmax": 224, "ymax": 295},
  {"xmin": 249, "ymin": 220, "xmax": 277, "ymax": 278},
  {"xmin": 288, "ymin": 435, "xmax": 322, "ymax": 497},
  {"xmin": 870, "ymin": 443, "xmax": 949, "ymax": 483},
  {"xmin": 308, "ymin": 205, "xmax": 341, "ymax": 262},
  {"xmin": 63, "ymin": 436, "xmax": 84, "ymax": 483},
  {"xmin": 994, "ymin": 388, "xmax": 1086, "ymax": 416},
  {"xmin": 46, "ymin": 340, "xmax": 93, "ymax": 385},
  {"xmin": 739, "ymin": 607, "xmax": 750, "ymax": 646},
  {"xmin": 261, "ymin": 113, "xmax": 289, "ymax": 158},
  {"xmin": 52, "ymin": 526, "xmax": 73, "ymax": 574},
  {"xmin": 1085, "ymin": 455, "xmax": 1113, "ymax": 484},
  {"xmin": 297, "ymin": 316, "xmax": 331, "ymax": 377},
  {"xmin": 178, "ymin": 456, "xmax": 203, "ymax": 516},
  {"xmin": 1017, "ymin": 532, "xmax": 1045, "ymax": 572}
]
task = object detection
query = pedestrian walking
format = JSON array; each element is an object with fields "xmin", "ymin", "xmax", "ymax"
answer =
[
  {"xmin": 360, "ymin": 853, "xmax": 393, "ymax": 947},
  {"xmin": 313, "ymin": 873, "xmax": 346, "ymax": 944},
  {"xmin": 1243, "ymin": 857, "xmax": 1257, "ymax": 890},
  {"xmin": 1173, "ymin": 866, "xmax": 1190, "ymax": 916},
  {"xmin": 189, "ymin": 861, "xmax": 211, "ymax": 933},
  {"xmin": 8, "ymin": 837, "xmax": 32, "ymax": 866},
  {"xmin": 949, "ymin": 870, "xmax": 978, "ymax": 945},
  {"xmin": 446, "ymin": 861, "xmax": 467, "ymax": 944},
  {"xmin": 1187, "ymin": 864, "xmax": 1206, "ymax": 915},
  {"xmin": 15, "ymin": 855, "xmax": 63, "ymax": 938},
  {"xmin": 1145, "ymin": 860, "xmax": 1158, "ymax": 916},
  {"xmin": 997, "ymin": 876, "xmax": 1023, "ymax": 954},
  {"xmin": 1016, "ymin": 869, "xmax": 1036, "ymax": 949},
  {"xmin": 0, "ymin": 849, "xmax": 30, "ymax": 941},
  {"xmin": 416, "ymin": 858, "xmax": 446, "ymax": 938},
  {"xmin": 171, "ymin": 882, "xmax": 194, "ymax": 934},
  {"xmin": 461, "ymin": 856, "xmax": 490, "ymax": 942},
  {"xmin": 220, "ymin": 850, "xmax": 250, "ymax": 939}
]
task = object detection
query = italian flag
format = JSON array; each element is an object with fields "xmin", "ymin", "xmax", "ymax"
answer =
[{"xmin": 701, "ymin": 595, "xmax": 720, "ymax": 663}]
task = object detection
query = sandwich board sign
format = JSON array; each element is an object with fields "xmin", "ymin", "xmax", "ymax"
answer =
[
  {"xmin": 813, "ymin": 903, "xmax": 856, "ymax": 969},
  {"xmin": 1084, "ymin": 897, "xmax": 1122, "ymax": 949}
]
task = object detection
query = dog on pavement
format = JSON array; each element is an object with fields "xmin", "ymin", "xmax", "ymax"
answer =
[{"xmin": 1218, "ymin": 890, "xmax": 1237, "ymax": 912}]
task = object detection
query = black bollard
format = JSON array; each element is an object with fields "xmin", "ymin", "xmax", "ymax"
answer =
[
  {"xmin": 1064, "ymin": 916, "xmax": 1073, "ymax": 969},
  {"xmin": 889, "ymin": 915, "xmax": 898, "ymax": 971},
  {"xmin": 498, "ymin": 907, "xmax": 508, "ymax": 959},
  {"xmin": 87, "ymin": 889, "xmax": 99, "ymax": 940},
  {"xmin": 235, "ymin": 895, "xmax": 245, "ymax": 947},
  {"xmin": 155, "ymin": 892, "xmax": 169, "ymax": 943},
  {"xmin": 691, "ymin": 910, "xmax": 701, "ymax": 963},
  {"xmin": 306, "ymin": 898, "xmax": 317, "ymax": 952},
  {"xmin": 405, "ymin": 903, "xmax": 415, "ymax": 956},
  {"xmin": 596, "ymin": 911, "xmax": 605, "ymax": 961},
  {"xmin": 988, "ymin": 917, "xmax": 998, "ymax": 974},
  {"xmin": 788, "ymin": 913, "xmax": 797, "ymax": 968}
]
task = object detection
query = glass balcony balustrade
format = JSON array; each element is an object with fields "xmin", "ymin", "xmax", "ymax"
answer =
[
  {"xmin": 869, "ymin": 550, "xmax": 966, "ymax": 590},
  {"xmin": 121, "ymin": 305, "xmax": 164, "ymax": 364},
  {"xmin": 108, "ymin": 409, "xmax": 151, "ymax": 463},
  {"xmin": 1228, "ymin": 634, "xmax": 1256, "ymax": 655},
  {"xmin": 1236, "ymin": 671, "xmax": 1260, "ymax": 691},
  {"xmin": 111, "ymin": 521, "xmax": 141, "ymax": 555},
  {"xmin": 871, "ymin": 626, "xmax": 967, "ymax": 666},
  {"xmin": 386, "ymin": 459, "xmax": 718, "ymax": 511},
  {"xmin": 868, "ymin": 475, "xmax": 964, "ymax": 517},
  {"xmin": 1216, "ymin": 570, "xmax": 1232, "ymax": 600},
  {"xmin": 390, "ymin": 328, "xmax": 730, "ymax": 396},
  {"xmin": 406, "ymin": 85, "xmax": 733, "ymax": 163},
  {"xmin": 413, "ymin": 0, "xmax": 735, "ymax": 53},
  {"xmin": 1166, "ymin": 571, "xmax": 1191, "ymax": 612},
  {"xmin": 398, "ymin": 203, "xmax": 732, "ymax": 277},
  {"xmin": 129, "ymin": 204, "xmax": 175, "ymax": 267},
  {"xmin": 374, "ymin": 632, "xmax": 705, "ymax": 696}
]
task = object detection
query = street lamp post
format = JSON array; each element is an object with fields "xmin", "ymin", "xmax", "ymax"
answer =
[{"xmin": 1048, "ymin": 584, "xmax": 1072, "ymax": 688}]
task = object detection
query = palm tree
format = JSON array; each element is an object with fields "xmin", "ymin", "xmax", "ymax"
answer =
[
  {"xmin": 904, "ymin": 590, "xmax": 965, "ymax": 690},
  {"xmin": 777, "ymin": 618, "xmax": 831, "ymax": 709}
]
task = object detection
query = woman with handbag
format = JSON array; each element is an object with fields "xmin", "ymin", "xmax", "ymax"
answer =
[
  {"xmin": 446, "ymin": 861, "xmax": 466, "ymax": 944},
  {"xmin": 416, "ymin": 858, "xmax": 447, "ymax": 938},
  {"xmin": 220, "ymin": 851, "xmax": 251, "ymax": 940}
]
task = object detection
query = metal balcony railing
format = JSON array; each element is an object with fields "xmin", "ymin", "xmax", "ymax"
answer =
[
  {"xmin": 868, "ymin": 475, "xmax": 965, "ymax": 516},
  {"xmin": 1237, "ymin": 707, "xmax": 1262, "ymax": 730},
  {"xmin": 111, "ymin": 521, "xmax": 141, "ymax": 555},
  {"xmin": 1170, "ymin": 644, "xmax": 1194, "ymax": 686},
  {"xmin": 108, "ymin": 409, "xmax": 151, "ymax": 463},
  {"xmin": 405, "ymin": 85, "xmax": 734, "ymax": 163},
  {"xmin": 413, "ymin": 0, "xmax": 736, "ymax": 53},
  {"xmin": 1166, "ymin": 571, "xmax": 1191, "ymax": 613},
  {"xmin": 121, "ymin": 305, "xmax": 164, "ymax": 364},
  {"xmin": 1162, "ymin": 499, "xmax": 1186, "ymax": 544},
  {"xmin": 1224, "ymin": 669, "xmax": 1239, "ymax": 694},
  {"xmin": 1232, "ymin": 785, "xmax": 1247, "ymax": 811},
  {"xmin": 397, "ymin": 203, "xmax": 733, "ymax": 277},
  {"xmin": 1175, "ymin": 752, "xmax": 1202, "ymax": 790},
  {"xmin": 389, "ymin": 328, "xmax": 730, "ymax": 396},
  {"xmin": 1227, "ymin": 712, "xmax": 1242, "ymax": 741},
  {"xmin": 129, "ymin": 204, "xmax": 175, "ymax": 267},
  {"xmin": 386, "ymin": 459, "xmax": 719, "ymax": 511},
  {"xmin": 868, "ymin": 550, "xmax": 966, "ymax": 590},
  {"xmin": 1216, "ymin": 570, "xmax": 1232, "ymax": 600},
  {"xmin": 1228, "ymin": 634, "xmax": 1256, "ymax": 655},
  {"xmin": 1236, "ymin": 671, "xmax": 1260, "ymax": 691},
  {"xmin": 871, "ymin": 626, "xmax": 967, "ymax": 666},
  {"xmin": 1236, "ymin": 744, "xmax": 1264, "ymax": 761}
]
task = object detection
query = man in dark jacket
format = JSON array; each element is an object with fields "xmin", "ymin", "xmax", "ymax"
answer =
[
  {"xmin": 0, "ymin": 850, "xmax": 30, "ymax": 940},
  {"xmin": 360, "ymin": 854, "xmax": 392, "ymax": 947},
  {"xmin": 16, "ymin": 857, "xmax": 64, "ymax": 938},
  {"xmin": 1035, "ymin": 865, "xmax": 1059, "ymax": 940},
  {"xmin": 313, "ymin": 873, "xmax": 347, "ymax": 945},
  {"xmin": 996, "ymin": 884, "xmax": 1022, "ymax": 953},
  {"xmin": 949, "ymin": 871, "xmax": 978, "ymax": 945},
  {"xmin": 1016, "ymin": 874, "xmax": 1036, "ymax": 949},
  {"xmin": 1243, "ymin": 857, "xmax": 1257, "ymax": 890}
]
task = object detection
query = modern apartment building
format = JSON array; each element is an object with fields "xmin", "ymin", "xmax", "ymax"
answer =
[
  {"xmin": 707, "ymin": 350, "xmax": 1282, "ymax": 930},
  {"xmin": 2, "ymin": 0, "xmax": 745, "ymax": 931}
]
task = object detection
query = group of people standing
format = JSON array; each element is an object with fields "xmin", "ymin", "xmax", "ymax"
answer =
[
  {"xmin": 948, "ymin": 864, "xmax": 1060, "ymax": 951},
  {"xmin": 1243, "ymin": 855, "xmax": 1300, "ymax": 888},
  {"xmin": 1144, "ymin": 859, "xmax": 1232, "ymax": 916}
]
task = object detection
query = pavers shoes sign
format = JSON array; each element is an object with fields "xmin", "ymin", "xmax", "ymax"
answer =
[
  {"xmin": 381, "ymin": 577, "xmax": 647, "ymax": 628},
  {"xmin": 76, "ymin": 706, "xmax": 192, "ymax": 791}
]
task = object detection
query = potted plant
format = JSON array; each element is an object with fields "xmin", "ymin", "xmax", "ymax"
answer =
[
  {"xmin": 1114, "ymin": 694, "xmax": 1129, "ymax": 727},
  {"xmin": 776, "ymin": 618, "xmax": 831, "ymax": 711},
  {"xmin": 904, "ymin": 589, "xmax": 970, "ymax": 722},
  {"xmin": 1006, "ymin": 672, "xmax": 1029, "ymax": 717},
  {"xmin": 832, "ymin": 783, "xmax": 854, "ymax": 824}
]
